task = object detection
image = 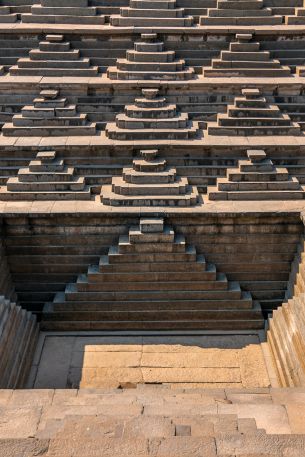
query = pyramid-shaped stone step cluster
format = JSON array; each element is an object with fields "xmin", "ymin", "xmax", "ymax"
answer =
[
  {"xmin": 0, "ymin": 150, "xmax": 91, "ymax": 200},
  {"xmin": 106, "ymin": 88, "xmax": 199, "ymax": 141},
  {"xmin": 111, "ymin": 0, "xmax": 193, "ymax": 27},
  {"xmin": 208, "ymin": 89, "xmax": 301, "ymax": 136},
  {"xmin": 2, "ymin": 89, "xmax": 97, "ymax": 137},
  {"xmin": 203, "ymin": 33, "xmax": 291, "ymax": 78},
  {"xmin": 200, "ymin": 0, "xmax": 283, "ymax": 25},
  {"xmin": 10, "ymin": 34, "xmax": 99, "ymax": 77},
  {"xmin": 0, "ymin": 5, "xmax": 17, "ymax": 22},
  {"xmin": 107, "ymin": 33, "xmax": 195, "ymax": 81},
  {"xmin": 208, "ymin": 149, "xmax": 305, "ymax": 201},
  {"xmin": 22, "ymin": 0, "xmax": 105, "ymax": 24},
  {"xmin": 41, "ymin": 217, "xmax": 264, "ymax": 331},
  {"xmin": 101, "ymin": 149, "xmax": 199, "ymax": 206},
  {"xmin": 0, "ymin": 295, "xmax": 38, "ymax": 388}
]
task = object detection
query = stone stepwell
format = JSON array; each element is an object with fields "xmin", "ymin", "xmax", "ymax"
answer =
[
  {"xmin": 203, "ymin": 33, "xmax": 292, "ymax": 78},
  {"xmin": 105, "ymin": 88, "xmax": 200, "ymax": 141},
  {"xmin": 107, "ymin": 33, "xmax": 195, "ymax": 81},
  {"xmin": 200, "ymin": 0, "xmax": 283, "ymax": 26},
  {"xmin": 0, "ymin": 150, "xmax": 91, "ymax": 201},
  {"xmin": 10, "ymin": 34, "xmax": 99, "ymax": 77},
  {"xmin": 207, "ymin": 88, "xmax": 302, "ymax": 136},
  {"xmin": 110, "ymin": 0, "xmax": 194, "ymax": 27},
  {"xmin": 207, "ymin": 149, "xmax": 305, "ymax": 201},
  {"xmin": 41, "ymin": 217, "xmax": 264, "ymax": 331},
  {"xmin": 2, "ymin": 89, "xmax": 97, "ymax": 137},
  {"xmin": 100, "ymin": 148, "xmax": 199, "ymax": 206}
]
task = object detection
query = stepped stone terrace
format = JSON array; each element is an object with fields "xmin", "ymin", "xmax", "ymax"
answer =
[{"xmin": 2, "ymin": 2, "xmax": 305, "ymax": 457}]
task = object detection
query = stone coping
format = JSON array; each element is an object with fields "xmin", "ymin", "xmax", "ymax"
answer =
[
  {"xmin": 1, "ymin": 23, "xmax": 305, "ymax": 35},
  {"xmin": 0, "ymin": 73, "xmax": 304, "ymax": 89},
  {"xmin": 0, "ymin": 195, "xmax": 304, "ymax": 217}
]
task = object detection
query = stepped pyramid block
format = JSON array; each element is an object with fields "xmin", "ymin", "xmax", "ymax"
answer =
[
  {"xmin": 110, "ymin": 0, "xmax": 193, "ymax": 27},
  {"xmin": 21, "ymin": 0, "xmax": 105, "ymax": 24},
  {"xmin": 0, "ymin": 5, "xmax": 17, "ymax": 22},
  {"xmin": 107, "ymin": 33, "xmax": 195, "ymax": 81},
  {"xmin": 101, "ymin": 149, "xmax": 199, "ymax": 206},
  {"xmin": 286, "ymin": 3, "xmax": 305, "ymax": 24},
  {"xmin": 200, "ymin": 0, "xmax": 283, "ymax": 25},
  {"xmin": 208, "ymin": 149, "xmax": 305, "ymax": 201},
  {"xmin": 208, "ymin": 89, "xmax": 301, "ymax": 136},
  {"xmin": 0, "ymin": 150, "xmax": 91, "ymax": 201},
  {"xmin": 203, "ymin": 33, "xmax": 291, "ymax": 78},
  {"xmin": 105, "ymin": 88, "xmax": 200, "ymax": 141},
  {"xmin": 41, "ymin": 217, "xmax": 264, "ymax": 331},
  {"xmin": 10, "ymin": 34, "xmax": 99, "ymax": 77},
  {"xmin": 2, "ymin": 89, "xmax": 97, "ymax": 137},
  {"xmin": 0, "ymin": 295, "xmax": 38, "ymax": 388}
]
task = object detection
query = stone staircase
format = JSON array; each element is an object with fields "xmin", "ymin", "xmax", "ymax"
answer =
[
  {"xmin": 105, "ymin": 88, "xmax": 200, "ymax": 141},
  {"xmin": 0, "ymin": 5, "xmax": 17, "ymax": 22},
  {"xmin": 41, "ymin": 217, "xmax": 264, "ymax": 331},
  {"xmin": 203, "ymin": 33, "xmax": 291, "ymax": 78},
  {"xmin": 2, "ymin": 89, "xmax": 97, "ymax": 137},
  {"xmin": 208, "ymin": 88, "xmax": 302, "ymax": 136},
  {"xmin": 110, "ymin": 0, "xmax": 194, "ymax": 27},
  {"xmin": 21, "ymin": 0, "xmax": 105, "ymax": 24},
  {"xmin": 10, "ymin": 34, "xmax": 99, "ymax": 77},
  {"xmin": 286, "ymin": 2, "xmax": 305, "ymax": 24},
  {"xmin": 100, "ymin": 148, "xmax": 199, "ymax": 206},
  {"xmin": 2, "ymin": 386, "xmax": 305, "ymax": 456},
  {"xmin": 107, "ymin": 33, "xmax": 195, "ymax": 81},
  {"xmin": 207, "ymin": 149, "xmax": 305, "ymax": 201},
  {"xmin": 0, "ymin": 150, "xmax": 92, "ymax": 201},
  {"xmin": 0, "ymin": 296, "xmax": 38, "ymax": 388},
  {"xmin": 200, "ymin": 0, "xmax": 283, "ymax": 25}
]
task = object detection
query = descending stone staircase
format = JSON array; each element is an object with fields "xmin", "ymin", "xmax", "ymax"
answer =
[
  {"xmin": 2, "ymin": 386, "xmax": 305, "ymax": 456},
  {"xmin": 10, "ymin": 34, "xmax": 99, "ymax": 77},
  {"xmin": 105, "ymin": 88, "xmax": 200, "ymax": 141},
  {"xmin": 41, "ymin": 217, "xmax": 264, "ymax": 331},
  {"xmin": 207, "ymin": 149, "xmax": 305, "ymax": 201},
  {"xmin": 107, "ymin": 33, "xmax": 195, "ymax": 81},
  {"xmin": 203, "ymin": 33, "xmax": 291, "ymax": 78},
  {"xmin": 208, "ymin": 88, "xmax": 302, "ymax": 136},
  {"xmin": 286, "ymin": 2, "xmax": 305, "ymax": 24},
  {"xmin": 21, "ymin": 0, "xmax": 105, "ymax": 24},
  {"xmin": 0, "ymin": 296, "xmax": 38, "ymax": 388},
  {"xmin": 0, "ymin": 150, "xmax": 91, "ymax": 201},
  {"xmin": 2, "ymin": 89, "xmax": 97, "ymax": 137},
  {"xmin": 0, "ymin": 5, "xmax": 17, "ymax": 22},
  {"xmin": 100, "ymin": 148, "xmax": 199, "ymax": 206},
  {"xmin": 110, "ymin": 0, "xmax": 194, "ymax": 27},
  {"xmin": 200, "ymin": 0, "xmax": 283, "ymax": 25}
]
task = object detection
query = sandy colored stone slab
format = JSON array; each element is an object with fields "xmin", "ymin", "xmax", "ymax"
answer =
[
  {"xmin": 73, "ymin": 336, "xmax": 143, "ymax": 352},
  {"xmin": 0, "ymin": 407, "xmax": 42, "ymax": 438},
  {"xmin": 238, "ymin": 344, "xmax": 271, "ymax": 388},
  {"xmin": 80, "ymin": 367, "xmax": 143, "ymax": 388},
  {"xmin": 286, "ymin": 403, "xmax": 305, "ymax": 433},
  {"xmin": 0, "ymin": 439, "xmax": 49, "ymax": 457},
  {"xmin": 141, "ymin": 351, "xmax": 239, "ymax": 368},
  {"xmin": 150, "ymin": 436, "xmax": 216, "ymax": 457},
  {"xmin": 142, "ymin": 367, "xmax": 241, "ymax": 384},
  {"xmin": 10, "ymin": 389, "xmax": 54, "ymax": 407},
  {"xmin": 80, "ymin": 351, "xmax": 142, "ymax": 368}
]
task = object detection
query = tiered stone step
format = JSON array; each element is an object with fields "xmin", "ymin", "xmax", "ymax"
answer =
[
  {"xmin": 101, "ymin": 149, "xmax": 199, "ymax": 206},
  {"xmin": 107, "ymin": 33, "xmax": 195, "ymax": 81},
  {"xmin": 208, "ymin": 149, "xmax": 305, "ymax": 201},
  {"xmin": 0, "ymin": 295, "xmax": 38, "ymax": 388},
  {"xmin": 2, "ymin": 89, "xmax": 97, "ymax": 137},
  {"xmin": 10, "ymin": 34, "xmax": 99, "ymax": 77},
  {"xmin": 22, "ymin": 0, "xmax": 105, "ymax": 24},
  {"xmin": 41, "ymin": 217, "xmax": 264, "ymax": 331},
  {"xmin": 0, "ymin": 150, "xmax": 91, "ymax": 200},
  {"xmin": 106, "ymin": 88, "xmax": 199, "ymax": 141},
  {"xmin": 203, "ymin": 33, "xmax": 291, "ymax": 78},
  {"xmin": 0, "ymin": 5, "xmax": 17, "ymax": 22},
  {"xmin": 200, "ymin": 0, "xmax": 283, "ymax": 25},
  {"xmin": 208, "ymin": 89, "xmax": 301, "ymax": 136},
  {"xmin": 110, "ymin": 0, "xmax": 193, "ymax": 26},
  {"xmin": 286, "ymin": 5, "xmax": 305, "ymax": 24}
]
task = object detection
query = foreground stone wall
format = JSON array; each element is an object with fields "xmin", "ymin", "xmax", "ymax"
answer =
[{"xmin": 1, "ymin": 212, "xmax": 302, "ymax": 318}]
